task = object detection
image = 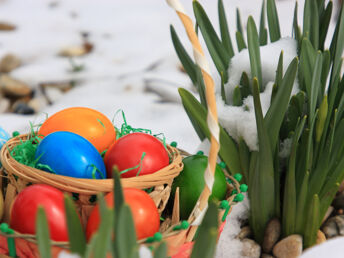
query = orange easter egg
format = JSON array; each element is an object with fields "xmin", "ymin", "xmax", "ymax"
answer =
[{"xmin": 38, "ymin": 107, "xmax": 116, "ymax": 153}]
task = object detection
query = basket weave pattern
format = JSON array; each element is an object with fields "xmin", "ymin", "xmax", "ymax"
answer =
[{"xmin": 0, "ymin": 134, "xmax": 183, "ymax": 226}]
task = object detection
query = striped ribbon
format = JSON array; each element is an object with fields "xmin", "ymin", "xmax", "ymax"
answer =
[{"xmin": 166, "ymin": 0, "xmax": 221, "ymax": 235}]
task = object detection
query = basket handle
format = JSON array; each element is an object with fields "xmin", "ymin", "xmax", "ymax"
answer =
[{"xmin": 166, "ymin": 0, "xmax": 221, "ymax": 241}]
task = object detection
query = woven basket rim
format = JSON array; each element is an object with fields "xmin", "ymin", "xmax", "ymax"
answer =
[{"xmin": 1, "ymin": 133, "xmax": 183, "ymax": 195}]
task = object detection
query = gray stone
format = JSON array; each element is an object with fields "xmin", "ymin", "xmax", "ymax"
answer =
[
  {"xmin": 273, "ymin": 234, "xmax": 302, "ymax": 258},
  {"xmin": 0, "ymin": 54, "xmax": 21, "ymax": 73},
  {"xmin": 322, "ymin": 215, "xmax": 344, "ymax": 238},
  {"xmin": 263, "ymin": 218, "xmax": 281, "ymax": 253},
  {"xmin": 0, "ymin": 75, "xmax": 32, "ymax": 98},
  {"xmin": 13, "ymin": 102, "xmax": 35, "ymax": 115},
  {"xmin": 241, "ymin": 238, "xmax": 261, "ymax": 258}
]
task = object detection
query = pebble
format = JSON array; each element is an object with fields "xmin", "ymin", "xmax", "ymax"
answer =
[
  {"xmin": 322, "ymin": 215, "xmax": 344, "ymax": 238},
  {"xmin": 263, "ymin": 218, "xmax": 281, "ymax": 253},
  {"xmin": 59, "ymin": 42, "xmax": 92, "ymax": 57},
  {"xmin": 0, "ymin": 75, "xmax": 32, "ymax": 97},
  {"xmin": 0, "ymin": 54, "xmax": 21, "ymax": 73},
  {"xmin": 316, "ymin": 230, "xmax": 326, "ymax": 245},
  {"xmin": 40, "ymin": 81, "xmax": 74, "ymax": 93},
  {"xmin": 43, "ymin": 87, "xmax": 64, "ymax": 104},
  {"xmin": 0, "ymin": 98, "xmax": 10, "ymax": 113},
  {"xmin": 12, "ymin": 102, "xmax": 35, "ymax": 115},
  {"xmin": 28, "ymin": 97, "xmax": 48, "ymax": 113},
  {"xmin": 237, "ymin": 226, "xmax": 252, "ymax": 240},
  {"xmin": 261, "ymin": 254, "xmax": 274, "ymax": 258},
  {"xmin": 241, "ymin": 238, "xmax": 261, "ymax": 258},
  {"xmin": 272, "ymin": 234, "xmax": 302, "ymax": 258},
  {"xmin": 0, "ymin": 22, "xmax": 16, "ymax": 31}
]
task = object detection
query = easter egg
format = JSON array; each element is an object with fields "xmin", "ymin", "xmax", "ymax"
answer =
[
  {"xmin": 104, "ymin": 132, "xmax": 169, "ymax": 178},
  {"xmin": 35, "ymin": 131, "xmax": 106, "ymax": 179},
  {"xmin": 10, "ymin": 184, "xmax": 69, "ymax": 241},
  {"xmin": 0, "ymin": 127, "xmax": 9, "ymax": 150},
  {"xmin": 86, "ymin": 188, "xmax": 160, "ymax": 241},
  {"xmin": 171, "ymin": 154, "xmax": 227, "ymax": 220},
  {"xmin": 38, "ymin": 107, "xmax": 116, "ymax": 153}
]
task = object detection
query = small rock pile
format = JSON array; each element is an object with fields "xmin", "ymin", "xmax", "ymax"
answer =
[
  {"xmin": 238, "ymin": 218, "xmax": 327, "ymax": 258},
  {"xmin": 0, "ymin": 54, "xmax": 74, "ymax": 115}
]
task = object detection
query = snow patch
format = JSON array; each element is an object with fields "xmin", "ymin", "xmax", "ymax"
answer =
[
  {"xmin": 216, "ymin": 193, "xmax": 250, "ymax": 258},
  {"xmin": 216, "ymin": 37, "xmax": 299, "ymax": 151}
]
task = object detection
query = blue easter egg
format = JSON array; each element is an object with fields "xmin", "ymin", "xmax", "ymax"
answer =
[
  {"xmin": 0, "ymin": 127, "xmax": 10, "ymax": 150},
  {"xmin": 35, "ymin": 131, "xmax": 106, "ymax": 179}
]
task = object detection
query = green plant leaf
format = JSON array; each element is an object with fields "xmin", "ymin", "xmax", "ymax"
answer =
[
  {"xmin": 93, "ymin": 209, "xmax": 113, "ymax": 258},
  {"xmin": 179, "ymin": 88, "xmax": 241, "ymax": 174},
  {"xmin": 329, "ymin": 4, "xmax": 344, "ymax": 89},
  {"xmin": 195, "ymin": 65, "xmax": 207, "ymax": 108},
  {"xmin": 259, "ymin": 0, "xmax": 267, "ymax": 45},
  {"xmin": 184, "ymin": 102, "xmax": 207, "ymax": 141},
  {"xmin": 193, "ymin": 1, "xmax": 229, "ymax": 81},
  {"xmin": 154, "ymin": 242, "xmax": 167, "ymax": 258},
  {"xmin": 170, "ymin": 25, "xmax": 197, "ymax": 85},
  {"xmin": 315, "ymin": 95, "xmax": 328, "ymax": 142},
  {"xmin": 64, "ymin": 194, "xmax": 86, "ymax": 256},
  {"xmin": 240, "ymin": 71, "xmax": 251, "ymax": 98},
  {"xmin": 303, "ymin": 0, "xmax": 312, "ymax": 42},
  {"xmin": 115, "ymin": 205, "xmax": 139, "ymax": 258},
  {"xmin": 275, "ymin": 51, "xmax": 283, "ymax": 88},
  {"xmin": 248, "ymin": 151, "xmax": 258, "ymax": 199},
  {"xmin": 233, "ymin": 85, "xmax": 243, "ymax": 106},
  {"xmin": 236, "ymin": 8, "xmax": 243, "ymax": 35},
  {"xmin": 300, "ymin": 38, "xmax": 316, "ymax": 95},
  {"xmin": 293, "ymin": 1, "xmax": 301, "ymax": 49},
  {"xmin": 295, "ymin": 171, "xmax": 309, "ymax": 233},
  {"xmin": 247, "ymin": 16, "xmax": 263, "ymax": 88},
  {"xmin": 238, "ymin": 137, "xmax": 250, "ymax": 183},
  {"xmin": 309, "ymin": 52, "xmax": 323, "ymax": 123},
  {"xmin": 113, "ymin": 168, "xmax": 125, "ymax": 257},
  {"xmin": 310, "ymin": 0, "xmax": 319, "ymax": 50},
  {"xmin": 190, "ymin": 202, "xmax": 218, "ymax": 258},
  {"xmin": 304, "ymin": 195, "xmax": 320, "ymax": 248},
  {"xmin": 36, "ymin": 207, "xmax": 51, "ymax": 258},
  {"xmin": 320, "ymin": 50, "xmax": 331, "ymax": 98},
  {"xmin": 283, "ymin": 116, "xmax": 306, "ymax": 236},
  {"xmin": 319, "ymin": 1, "xmax": 333, "ymax": 51},
  {"xmin": 267, "ymin": 0, "xmax": 281, "ymax": 42},
  {"xmin": 236, "ymin": 31, "xmax": 247, "ymax": 52},
  {"xmin": 251, "ymin": 77, "xmax": 275, "ymax": 243},
  {"xmin": 265, "ymin": 57, "xmax": 298, "ymax": 151},
  {"xmin": 220, "ymin": 72, "xmax": 227, "ymax": 104},
  {"xmin": 98, "ymin": 193, "xmax": 107, "ymax": 219},
  {"xmin": 218, "ymin": 0, "xmax": 234, "ymax": 58},
  {"xmin": 319, "ymin": 183, "xmax": 340, "ymax": 225},
  {"xmin": 85, "ymin": 233, "xmax": 99, "ymax": 258}
]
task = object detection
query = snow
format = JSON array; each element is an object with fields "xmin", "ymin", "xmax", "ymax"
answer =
[
  {"xmin": 216, "ymin": 37, "xmax": 298, "ymax": 151},
  {"xmin": 0, "ymin": 0, "xmax": 342, "ymax": 257},
  {"xmin": 216, "ymin": 193, "xmax": 250, "ymax": 258},
  {"xmin": 301, "ymin": 237, "xmax": 344, "ymax": 258}
]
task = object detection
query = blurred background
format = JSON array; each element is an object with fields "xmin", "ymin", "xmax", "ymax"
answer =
[{"xmin": 0, "ymin": 0, "xmax": 340, "ymax": 152}]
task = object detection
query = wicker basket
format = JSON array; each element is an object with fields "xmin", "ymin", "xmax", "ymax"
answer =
[
  {"xmin": 0, "ymin": 169, "xmax": 239, "ymax": 258},
  {"xmin": 0, "ymin": 133, "xmax": 183, "ymax": 227}
]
